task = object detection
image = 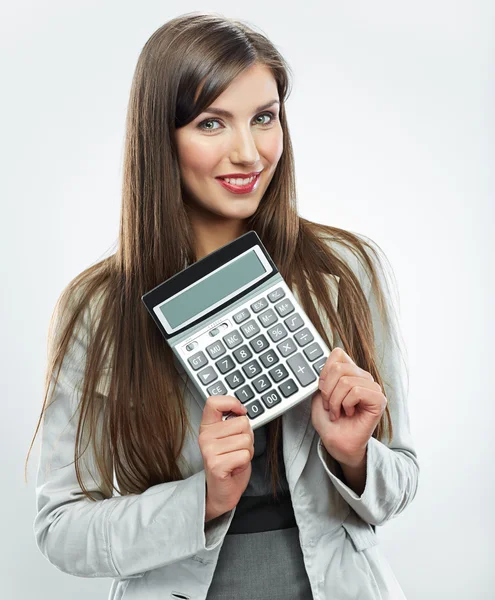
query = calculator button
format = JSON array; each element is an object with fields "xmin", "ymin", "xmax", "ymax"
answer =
[
  {"xmin": 268, "ymin": 287, "xmax": 285, "ymax": 302},
  {"xmin": 188, "ymin": 351, "xmax": 208, "ymax": 371},
  {"xmin": 304, "ymin": 342, "xmax": 324, "ymax": 362},
  {"xmin": 279, "ymin": 378, "xmax": 298, "ymax": 398},
  {"xmin": 267, "ymin": 323, "xmax": 288, "ymax": 343},
  {"xmin": 294, "ymin": 327, "xmax": 314, "ymax": 347},
  {"xmin": 209, "ymin": 327, "xmax": 220, "ymax": 337},
  {"xmin": 312, "ymin": 357, "xmax": 327, "ymax": 375},
  {"xmin": 206, "ymin": 340, "xmax": 227, "ymax": 359},
  {"xmin": 268, "ymin": 364, "xmax": 289, "ymax": 383},
  {"xmin": 250, "ymin": 297, "xmax": 269, "ymax": 313},
  {"xmin": 233, "ymin": 308, "xmax": 250, "ymax": 324},
  {"xmin": 261, "ymin": 389, "xmax": 282, "ymax": 409},
  {"xmin": 242, "ymin": 359, "xmax": 262, "ymax": 379},
  {"xmin": 233, "ymin": 344, "xmax": 253, "ymax": 364},
  {"xmin": 207, "ymin": 381, "xmax": 228, "ymax": 396},
  {"xmin": 277, "ymin": 337, "xmax": 297, "ymax": 358},
  {"xmin": 225, "ymin": 370, "xmax": 246, "ymax": 389},
  {"xmin": 259, "ymin": 349, "xmax": 279, "ymax": 369},
  {"xmin": 185, "ymin": 341, "xmax": 198, "ymax": 351},
  {"xmin": 284, "ymin": 313, "xmax": 304, "ymax": 332},
  {"xmin": 274, "ymin": 298, "xmax": 295, "ymax": 317},
  {"xmin": 222, "ymin": 330, "xmax": 243, "ymax": 349},
  {"xmin": 286, "ymin": 353, "xmax": 317, "ymax": 387},
  {"xmin": 197, "ymin": 366, "xmax": 218, "ymax": 386},
  {"xmin": 235, "ymin": 384, "xmax": 255, "ymax": 403},
  {"xmin": 252, "ymin": 375, "xmax": 271, "ymax": 394},
  {"xmin": 240, "ymin": 319, "xmax": 260, "ymax": 339},
  {"xmin": 249, "ymin": 334, "xmax": 270, "ymax": 354},
  {"xmin": 246, "ymin": 399, "xmax": 265, "ymax": 420},
  {"xmin": 257, "ymin": 308, "xmax": 277, "ymax": 328},
  {"xmin": 215, "ymin": 355, "xmax": 235, "ymax": 374}
]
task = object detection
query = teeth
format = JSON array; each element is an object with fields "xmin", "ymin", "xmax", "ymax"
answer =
[{"xmin": 222, "ymin": 174, "xmax": 257, "ymax": 186}]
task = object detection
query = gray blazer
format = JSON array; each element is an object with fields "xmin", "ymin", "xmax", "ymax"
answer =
[{"xmin": 34, "ymin": 239, "xmax": 419, "ymax": 599}]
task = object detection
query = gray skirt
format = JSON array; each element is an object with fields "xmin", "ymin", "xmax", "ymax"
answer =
[{"xmin": 206, "ymin": 526, "xmax": 314, "ymax": 600}]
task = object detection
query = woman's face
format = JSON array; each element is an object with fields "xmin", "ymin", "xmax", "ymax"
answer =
[{"xmin": 175, "ymin": 64, "xmax": 284, "ymax": 222}]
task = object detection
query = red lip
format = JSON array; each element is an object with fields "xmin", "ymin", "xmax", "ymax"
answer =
[
  {"xmin": 216, "ymin": 172, "xmax": 261, "ymax": 194},
  {"xmin": 215, "ymin": 171, "xmax": 262, "ymax": 179}
]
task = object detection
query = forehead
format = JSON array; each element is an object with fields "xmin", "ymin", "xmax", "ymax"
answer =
[{"xmin": 197, "ymin": 64, "xmax": 279, "ymax": 114}]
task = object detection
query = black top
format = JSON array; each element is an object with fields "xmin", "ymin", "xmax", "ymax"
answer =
[{"xmin": 226, "ymin": 422, "xmax": 297, "ymax": 535}]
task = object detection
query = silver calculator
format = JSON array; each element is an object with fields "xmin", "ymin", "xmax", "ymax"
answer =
[{"xmin": 142, "ymin": 231, "xmax": 331, "ymax": 430}]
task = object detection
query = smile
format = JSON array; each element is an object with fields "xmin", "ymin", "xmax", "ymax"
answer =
[{"xmin": 216, "ymin": 172, "xmax": 261, "ymax": 194}]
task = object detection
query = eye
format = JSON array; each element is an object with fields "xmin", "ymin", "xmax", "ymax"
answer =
[{"xmin": 197, "ymin": 111, "xmax": 277, "ymax": 132}]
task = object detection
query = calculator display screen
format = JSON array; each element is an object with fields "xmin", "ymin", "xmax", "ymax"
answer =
[{"xmin": 158, "ymin": 249, "xmax": 268, "ymax": 329}]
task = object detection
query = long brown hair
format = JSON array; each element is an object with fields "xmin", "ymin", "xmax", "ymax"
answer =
[{"xmin": 25, "ymin": 12, "xmax": 406, "ymax": 502}]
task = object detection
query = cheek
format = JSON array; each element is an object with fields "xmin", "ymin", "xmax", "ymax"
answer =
[
  {"xmin": 262, "ymin": 129, "xmax": 284, "ymax": 163},
  {"xmin": 179, "ymin": 139, "xmax": 220, "ymax": 177}
]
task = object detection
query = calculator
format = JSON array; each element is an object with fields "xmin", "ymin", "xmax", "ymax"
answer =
[{"xmin": 141, "ymin": 231, "xmax": 332, "ymax": 430}]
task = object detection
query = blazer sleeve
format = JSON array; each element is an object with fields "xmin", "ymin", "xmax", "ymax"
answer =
[
  {"xmin": 34, "ymin": 293, "xmax": 236, "ymax": 580},
  {"xmin": 316, "ymin": 238, "xmax": 420, "ymax": 526}
]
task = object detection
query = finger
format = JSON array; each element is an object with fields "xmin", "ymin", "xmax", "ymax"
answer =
[
  {"xmin": 341, "ymin": 387, "xmax": 387, "ymax": 419},
  {"xmin": 319, "ymin": 347, "xmax": 354, "ymax": 381},
  {"xmin": 319, "ymin": 363, "xmax": 375, "ymax": 411},
  {"xmin": 201, "ymin": 395, "xmax": 247, "ymax": 427},
  {"xmin": 215, "ymin": 432, "xmax": 255, "ymax": 458},
  {"xmin": 329, "ymin": 378, "xmax": 380, "ymax": 420}
]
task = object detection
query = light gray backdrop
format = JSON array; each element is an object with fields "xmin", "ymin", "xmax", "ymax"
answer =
[{"xmin": 2, "ymin": 1, "xmax": 493, "ymax": 598}]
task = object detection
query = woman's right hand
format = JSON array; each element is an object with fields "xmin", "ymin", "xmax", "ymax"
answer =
[{"xmin": 198, "ymin": 395, "xmax": 255, "ymax": 522}]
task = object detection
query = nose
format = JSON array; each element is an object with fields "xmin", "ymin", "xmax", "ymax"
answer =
[{"xmin": 229, "ymin": 126, "xmax": 260, "ymax": 166}]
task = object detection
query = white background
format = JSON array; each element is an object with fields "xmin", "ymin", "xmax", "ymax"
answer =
[{"xmin": 2, "ymin": 1, "xmax": 493, "ymax": 598}]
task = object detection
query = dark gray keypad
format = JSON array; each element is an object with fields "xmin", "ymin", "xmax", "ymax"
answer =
[
  {"xmin": 246, "ymin": 400, "xmax": 265, "ymax": 418},
  {"xmin": 225, "ymin": 370, "xmax": 245, "ymax": 389},
  {"xmin": 249, "ymin": 334, "xmax": 270, "ymax": 353},
  {"xmin": 223, "ymin": 330, "xmax": 243, "ymax": 349},
  {"xmin": 261, "ymin": 389, "xmax": 282, "ymax": 408},
  {"xmin": 215, "ymin": 355, "xmax": 235, "ymax": 374},
  {"xmin": 257, "ymin": 308, "xmax": 277, "ymax": 328},
  {"xmin": 233, "ymin": 308, "xmax": 250, "ymax": 324},
  {"xmin": 286, "ymin": 353, "xmax": 317, "ymax": 387},
  {"xmin": 235, "ymin": 384, "xmax": 255, "ymax": 403},
  {"xmin": 242, "ymin": 359, "xmax": 262, "ymax": 379},
  {"xmin": 268, "ymin": 363, "xmax": 288, "ymax": 383},
  {"xmin": 207, "ymin": 381, "xmax": 228, "ymax": 396},
  {"xmin": 294, "ymin": 327, "xmax": 314, "ymax": 347},
  {"xmin": 186, "ymin": 285, "xmax": 328, "ymax": 424},
  {"xmin": 197, "ymin": 366, "xmax": 218, "ymax": 386},
  {"xmin": 267, "ymin": 323, "xmax": 288, "ymax": 342},
  {"xmin": 188, "ymin": 350, "xmax": 208, "ymax": 370},
  {"xmin": 259, "ymin": 349, "xmax": 278, "ymax": 369},
  {"xmin": 233, "ymin": 344, "xmax": 253, "ymax": 363},
  {"xmin": 268, "ymin": 287, "xmax": 285, "ymax": 302},
  {"xmin": 251, "ymin": 297, "xmax": 269, "ymax": 313},
  {"xmin": 279, "ymin": 378, "xmax": 298, "ymax": 398},
  {"xmin": 274, "ymin": 298, "xmax": 294, "ymax": 317},
  {"xmin": 285, "ymin": 312, "xmax": 304, "ymax": 332},
  {"xmin": 206, "ymin": 340, "xmax": 227, "ymax": 359},
  {"xmin": 312, "ymin": 357, "xmax": 327, "ymax": 374},
  {"xmin": 304, "ymin": 342, "xmax": 323, "ymax": 361},
  {"xmin": 277, "ymin": 337, "xmax": 297, "ymax": 357},
  {"xmin": 240, "ymin": 319, "xmax": 260, "ymax": 338},
  {"xmin": 252, "ymin": 375, "xmax": 271, "ymax": 394}
]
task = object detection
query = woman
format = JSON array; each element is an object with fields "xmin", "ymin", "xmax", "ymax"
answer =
[{"xmin": 27, "ymin": 12, "xmax": 419, "ymax": 600}]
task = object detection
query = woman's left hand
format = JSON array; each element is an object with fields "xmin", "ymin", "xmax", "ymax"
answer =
[{"xmin": 311, "ymin": 347, "xmax": 387, "ymax": 467}]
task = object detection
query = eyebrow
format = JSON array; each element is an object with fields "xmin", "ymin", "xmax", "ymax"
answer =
[{"xmin": 201, "ymin": 99, "xmax": 280, "ymax": 118}]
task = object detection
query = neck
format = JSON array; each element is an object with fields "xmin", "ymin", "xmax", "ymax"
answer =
[{"xmin": 188, "ymin": 212, "xmax": 250, "ymax": 261}]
